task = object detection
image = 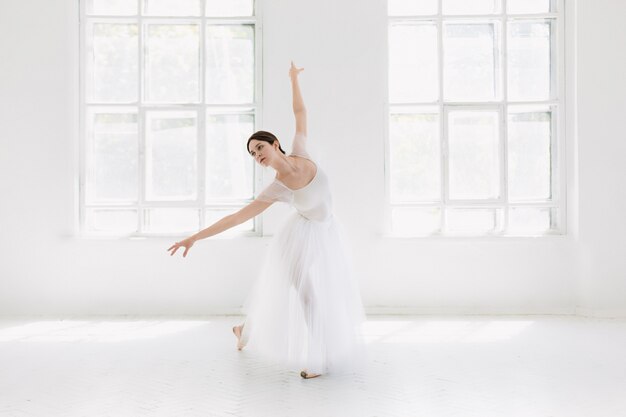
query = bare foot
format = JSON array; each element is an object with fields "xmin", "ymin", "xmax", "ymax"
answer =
[
  {"xmin": 300, "ymin": 370, "xmax": 322, "ymax": 379},
  {"xmin": 232, "ymin": 325, "xmax": 246, "ymax": 350}
]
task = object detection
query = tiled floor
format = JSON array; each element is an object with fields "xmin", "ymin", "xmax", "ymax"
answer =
[{"xmin": 1, "ymin": 315, "xmax": 625, "ymax": 417}]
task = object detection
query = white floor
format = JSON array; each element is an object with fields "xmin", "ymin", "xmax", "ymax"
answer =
[{"xmin": 1, "ymin": 315, "xmax": 625, "ymax": 417}]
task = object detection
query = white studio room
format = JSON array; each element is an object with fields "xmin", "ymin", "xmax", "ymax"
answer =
[{"xmin": 1, "ymin": 0, "xmax": 625, "ymax": 416}]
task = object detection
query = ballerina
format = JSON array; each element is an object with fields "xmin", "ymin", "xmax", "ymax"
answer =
[{"xmin": 168, "ymin": 61, "xmax": 368, "ymax": 380}]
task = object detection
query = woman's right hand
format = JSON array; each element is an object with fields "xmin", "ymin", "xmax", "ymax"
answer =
[
  {"xmin": 289, "ymin": 60, "xmax": 304, "ymax": 78},
  {"xmin": 167, "ymin": 236, "xmax": 196, "ymax": 258}
]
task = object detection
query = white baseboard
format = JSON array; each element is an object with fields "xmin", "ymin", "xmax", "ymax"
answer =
[
  {"xmin": 574, "ymin": 307, "xmax": 626, "ymax": 319},
  {"xmin": 2, "ymin": 307, "xmax": 625, "ymax": 320},
  {"xmin": 0, "ymin": 308, "xmax": 577, "ymax": 320},
  {"xmin": 363, "ymin": 306, "xmax": 577, "ymax": 316}
]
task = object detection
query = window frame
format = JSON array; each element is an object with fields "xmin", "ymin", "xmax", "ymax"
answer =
[
  {"xmin": 78, "ymin": 0, "xmax": 264, "ymax": 238},
  {"xmin": 385, "ymin": 0, "xmax": 568, "ymax": 238}
]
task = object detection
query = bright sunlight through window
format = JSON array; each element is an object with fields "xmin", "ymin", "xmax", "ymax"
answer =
[
  {"xmin": 80, "ymin": 0, "xmax": 258, "ymax": 237},
  {"xmin": 387, "ymin": 0, "xmax": 565, "ymax": 237}
]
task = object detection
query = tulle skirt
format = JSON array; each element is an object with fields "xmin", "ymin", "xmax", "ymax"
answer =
[{"xmin": 239, "ymin": 211, "xmax": 368, "ymax": 375}]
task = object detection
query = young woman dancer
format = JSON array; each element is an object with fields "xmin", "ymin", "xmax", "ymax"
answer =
[{"xmin": 168, "ymin": 61, "xmax": 367, "ymax": 379}]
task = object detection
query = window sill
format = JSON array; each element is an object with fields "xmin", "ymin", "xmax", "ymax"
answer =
[
  {"xmin": 379, "ymin": 231, "xmax": 574, "ymax": 241},
  {"xmin": 71, "ymin": 230, "xmax": 268, "ymax": 240}
]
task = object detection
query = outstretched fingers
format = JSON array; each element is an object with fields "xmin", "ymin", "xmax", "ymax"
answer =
[
  {"xmin": 289, "ymin": 60, "xmax": 304, "ymax": 77},
  {"xmin": 168, "ymin": 243, "xmax": 180, "ymax": 256}
]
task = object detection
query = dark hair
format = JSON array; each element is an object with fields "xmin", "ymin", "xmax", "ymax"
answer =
[{"xmin": 247, "ymin": 130, "xmax": 286, "ymax": 155}]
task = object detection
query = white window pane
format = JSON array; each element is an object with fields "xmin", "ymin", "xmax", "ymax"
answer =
[
  {"xmin": 206, "ymin": 209, "xmax": 253, "ymax": 233},
  {"xmin": 389, "ymin": 24, "xmax": 438, "ymax": 103},
  {"xmin": 87, "ymin": 0, "xmax": 137, "ymax": 15},
  {"xmin": 392, "ymin": 207, "xmax": 441, "ymax": 235},
  {"xmin": 389, "ymin": 111, "xmax": 440, "ymax": 201},
  {"xmin": 444, "ymin": 23, "xmax": 499, "ymax": 101},
  {"xmin": 206, "ymin": 0, "xmax": 254, "ymax": 17},
  {"xmin": 508, "ymin": 207, "xmax": 554, "ymax": 234},
  {"xmin": 143, "ymin": 0, "xmax": 201, "ymax": 16},
  {"xmin": 206, "ymin": 113, "xmax": 254, "ymax": 200},
  {"xmin": 87, "ymin": 110, "xmax": 138, "ymax": 202},
  {"xmin": 508, "ymin": 109, "xmax": 552, "ymax": 200},
  {"xmin": 88, "ymin": 23, "xmax": 138, "ymax": 103},
  {"xmin": 445, "ymin": 208, "xmax": 502, "ymax": 233},
  {"xmin": 206, "ymin": 25, "xmax": 254, "ymax": 104},
  {"xmin": 448, "ymin": 111, "xmax": 500, "ymax": 199},
  {"xmin": 85, "ymin": 209, "xmax": 138, "ymax": 233},
  {"xmin": 443, "ymin": 0, "xmax": 500, "ymax": 15},
  {"xmin": 388, "ymin": 0, "xmax": 437, "ymax": 16},
  {"xmin": 145, "ymin": 24, "xmax": 200, "ymax": 103},
  {"xmin": 507, "ymin": 21, "xmax": 552, "ymax": 101},
  {"xmin": 144, "ymin": 208, "xmax": 199, "ymax": 233},
  {"xmin": 507, "ymin": 0, "xmax": 554, "ymax": 14},
  {"xmin": 146, "ymin": 111, "xmax": 198, "ymax": 201}
]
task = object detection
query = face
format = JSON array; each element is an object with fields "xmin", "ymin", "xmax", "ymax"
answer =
[{"xmin": 248, "ymin": 139, "xmax": 277, "ymax": 166}]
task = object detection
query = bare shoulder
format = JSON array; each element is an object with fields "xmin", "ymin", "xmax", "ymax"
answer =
[
  {"xmin": 284, "ymin": 155, "xmax": 315, "ymax": 173},
  {"xmin": 276, "ymin": 155, "xmax": 316, "ymax": 188}
]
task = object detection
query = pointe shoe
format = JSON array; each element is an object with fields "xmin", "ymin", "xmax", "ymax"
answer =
[
  {"xmin": 300, "ymin": 370, "xmax": 321, "ymax": 379},
  {"xmin": 232, "ymin": 325, "xmax": 246, "ymax": 350}
]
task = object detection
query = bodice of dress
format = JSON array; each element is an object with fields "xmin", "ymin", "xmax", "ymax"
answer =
[
  {"xmin": 281, "ymin": 164, "xmax": 333, "ymax": 222},
  {"xmin": 256, "ymin": 133, "xmax": 333, "ymax": 222}
]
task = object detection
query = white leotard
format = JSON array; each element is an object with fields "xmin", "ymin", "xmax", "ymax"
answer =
[{"xmin": 256, "ymin": 133, "xmax": 333, "ymax": 222}]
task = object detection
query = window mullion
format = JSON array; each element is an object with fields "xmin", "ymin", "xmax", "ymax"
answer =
[
  {"xmin": 437, "ymin": 2, "xmax": 446, "ymax": 233},
  {"xmin": 557, "ymin": 0, "xmax": 567, "ymax": 233},
  {"xmin": 551, "ymin": 104, "xmax": 559, "ymax": 203},
  {"xmin": 551, "ymin": 107, "xmax": 560, "ymax": 231},
  {"xmin": 254, "ymin": 7, "xmax": 264, "ymax": 236},
  {"xmin": 138, "ymin": 109, "xmax": 146, "ymax": 233},
  {"xmin": 499, "ymin": 103, "xmax": 507, "ymax": 233},
  {"xmin": 137, "ymin": 11, "xmax": 146, "ymax": 234},
  {"xmin": 79, "ymin": 1, "xmax": 87, "ymax": 235},
  {"xmin": 552, "ymin": 4, "xmax": 560, "ymax": 208},
  {"xmin": 198, "ymin": 9, "xmax": 207, "ymax": 230},
  {"xmin": 501, "ymin": 0, "xmax": 509, "ymax": 233}
]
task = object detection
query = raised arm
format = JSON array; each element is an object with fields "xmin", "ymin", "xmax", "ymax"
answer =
[
  {"xmin": 167, "ymin": 199, "xmax": 273, "ymax": 257},
  {"xmin": 289, "ymin": 61, "xmax": 307, "ymax": 136}
]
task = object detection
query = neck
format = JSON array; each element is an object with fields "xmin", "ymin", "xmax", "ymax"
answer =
[{"xmin": 270, "ymin": 153, "xmax": 297, "ymax": 177}]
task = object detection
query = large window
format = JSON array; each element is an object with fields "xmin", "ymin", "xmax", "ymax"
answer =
[
  {"xmin": 387, "ymin": 0, "xmax": 565, "ymax": 237},
  {"xmin": 79, "ymin": 0, "xmax": 259, "ymax": 236}
]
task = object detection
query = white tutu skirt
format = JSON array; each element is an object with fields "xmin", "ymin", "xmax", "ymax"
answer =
[{"xmin": 240, "ymin": 211, "xmax": 368, "ymax": 375}]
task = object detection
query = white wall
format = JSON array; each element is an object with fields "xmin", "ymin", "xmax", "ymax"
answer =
[
  {"xmin": 575, "ymin": 0, "xmax": 626, "ymax": 317},
  {"xmin": 0, "ymin": 0, "xmax": 623, "ymax": 318}
]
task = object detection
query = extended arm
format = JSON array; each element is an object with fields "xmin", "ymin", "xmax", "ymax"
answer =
[
  {"xmin": 192, "ymin": 199, "xmax": 272, "ymax": 241},
  {"xmin": 167, "ymin": 199, "xmax": 273, "ymax": 257},
  {"xmin": 289, "ymin": 61, "xmax": 307, "ymax": 136}
]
